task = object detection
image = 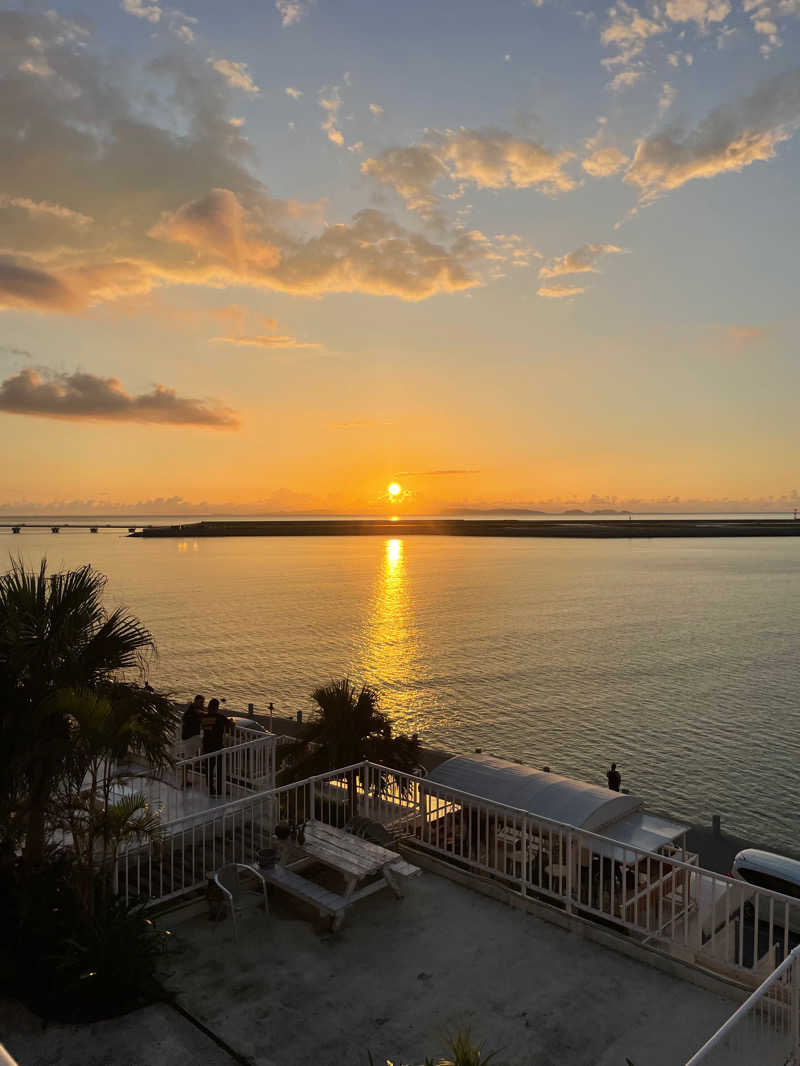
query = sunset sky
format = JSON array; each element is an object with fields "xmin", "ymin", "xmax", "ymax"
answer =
[{"xmin": 1, "ymin": 0, "xmax": 799, "ymax": 514}]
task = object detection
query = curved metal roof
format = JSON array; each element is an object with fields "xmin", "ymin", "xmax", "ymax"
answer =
[{"xmin": 426, "ymin": 754, "xmax": 642, "ymax": 832}]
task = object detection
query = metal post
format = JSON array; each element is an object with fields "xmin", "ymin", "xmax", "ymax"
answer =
[
  {"xmin": 791, "ymin": 956, "xmax": 800, "ymax": 1065},
  {"xmin": 248, "ymin": 702, "xmax": 254, "ymax": 717},
  {"xmin": 521, "ymin": 823, "xmax": 528, "ymax": 897},
  {"xmin": 565, "ymin": 829, "xmax": 573, "ymax": 914}
]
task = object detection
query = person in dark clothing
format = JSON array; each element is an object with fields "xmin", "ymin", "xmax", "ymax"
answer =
[
  {"xmin": 181, "ymin": 695, "xmax": 205, "ymax": 760},
  {"xmin": 606, "ymin": 763, "xmax": 621, "ymax": 792},
  {"xmin": 201, "ymin": 698, "xmax": 227, "ymax": 795}
]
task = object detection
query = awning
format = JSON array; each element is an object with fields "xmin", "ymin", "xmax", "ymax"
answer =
[{"xmin": 588, "ymin": 812, "xmax": 688, "ymax": 864}]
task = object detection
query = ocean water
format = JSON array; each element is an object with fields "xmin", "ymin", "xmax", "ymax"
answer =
[{"xmin": 3, "ymin": 523, "xmax": 799, "ymax": 852}]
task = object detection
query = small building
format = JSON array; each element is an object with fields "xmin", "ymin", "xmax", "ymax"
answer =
[{"xmin": 426, "ymin": 753, "xmax": 690, "ymax": 863}]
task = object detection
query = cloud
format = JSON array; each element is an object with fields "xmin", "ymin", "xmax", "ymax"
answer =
[
  {"xmin": 207, "ymin": 58, "xmax": 260, "ymax": 94},
  {"xmin": 362, "ymin": 128, "xmax": 575, "ymax": 214},
  {"xmin": 439, "ymin": 128, "xmax": 575, "ymax": 193},
  {"xmin": 625, "ymin": 68, "xmax": 800, "ymax": 200},
  {"xmin": 369, "ymin": 103, "xmax": 384, "ymax": 117},
  {"xmin": 601, "ymin": 0, "xmax": 665, "ymax": 72},
  {"xmin": 121, "ymin": 0, "xmax": 162, "ymax": 22},
  {"xmin": 742, "ymin": 0, "xmax": 795, "ymax": 56},
  {"xmin": 18, "ymin": 57, "xmax": 55, "ymax": 78},
  {"xmin": 150, "ymin": 190, "xmax": 490, "ymax": 300},
  {"xmin": 149, "ymin": 188, "xmax": 282, "ymax": 273},
  {"xmin": 664, "ymin": 0, "xmax": 731, "ymax": 27},
  {"xmin": 659, "ymin": 82, "xmax": 678, "ymax": 115},
  {"xmin": 0, "ymin": 259, "xmax": 85, "ymax": 312},
  {"xmin": 727, "ymin": 325, "xmax": 766, "ymax": 345},
  {"xmin": 172, "ymin": 23, "xmax": 195, "ymax": 43},
  {"xmin": 285, "ymin": 86, "xmax": 303, "ymax": 100},
  {"xmin": 0, "ymin": 16, "xmax": 494, "ymax": 309},
  {"xmin": 539, "ymin": 242, "xmax": 624, "ymax": 278},
  {"xmin": 608, "ymin": 70, "xmax": 645, "ymax": 91},
  {"xmin": 397, "ymin": 469, "xmax": 481, "ymax": 477},
  {"xmin": 361, "ymin": 146, "xmax": 449, "ymax": 211},
  {"xmin": 212, "ymin": 334, "xmax": 322, "ymax": 349},
  {"xmin": 0, "ymin": 368, "xmax": 239, "ymax": 427},
  {"xmin": 329, "ymin": 420, "xmax": 392, "ymax": 429},
  {"xmin": 0, "ymin": 195, "xmax": 92, "ymax": 226},
  {"xmin": 537, "ymin": 283, "xmax": 586, "ymax": 298},
  {"xmin": 318, "ymin": 85, "xmax": 344, "ymax": 146},
  {"xmin": 582, "ymin": 146, "xmax": 629, "ymax": 176},
  {"xmin": 276, "ymin": 0, "xmax": 307, "ymax": 26}
]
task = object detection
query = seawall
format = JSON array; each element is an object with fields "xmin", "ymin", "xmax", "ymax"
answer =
[{"xmin": 133, "ymin": 518, "xmax": 800, "ymax": 539}]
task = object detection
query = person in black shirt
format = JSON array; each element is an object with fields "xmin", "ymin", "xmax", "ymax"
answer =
[
  {"xmin": 606, "ymin": 762, "xmax": 621, "ymax": 792},
  {"xmin": 201, "ymin": 698, "xmax": 227, "ymax": 795},
  {"xmin": 181, "ymin": 695, "xmax": 205, "ymax": 760}
]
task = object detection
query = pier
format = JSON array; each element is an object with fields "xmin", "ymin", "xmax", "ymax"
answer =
[{"xmin": 2, "ymin": 524, "xmax": 145, "ymax": 533}]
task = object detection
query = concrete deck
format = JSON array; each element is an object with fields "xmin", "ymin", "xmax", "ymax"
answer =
[
  {"xmin": 161, "ymin": 871, "xmax": 735, "ymax": 1065},
  {"xmin": 1, "ymin": 871, "xmax": 751, "ymax": 1066},
  {"xmin": 0, "ymin": 999, "xmax": 234, "ymax": 1066}
]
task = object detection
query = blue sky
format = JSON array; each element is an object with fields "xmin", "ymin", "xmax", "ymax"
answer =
[{"xmin": 1, "ymin": 0, "xmax": 798, "ymax": 512}]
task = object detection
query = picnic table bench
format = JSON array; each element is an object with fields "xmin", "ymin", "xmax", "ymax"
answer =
[{"xmin": 261, "ymin": 821, "xmax": 421, "ymax": 929}]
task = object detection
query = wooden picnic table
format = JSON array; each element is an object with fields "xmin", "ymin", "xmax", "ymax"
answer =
[{"xmin": 261, "ymin": 822, "xmax": 420, "ymax": 930}]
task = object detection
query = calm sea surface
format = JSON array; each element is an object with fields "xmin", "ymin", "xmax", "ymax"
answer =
[{"xmin": 3, "ymin": 521, "xmax": 799, "ymax": 852}]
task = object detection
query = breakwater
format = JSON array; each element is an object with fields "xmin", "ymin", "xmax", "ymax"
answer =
[{"xmin": 131, "ymin": 518, "xmax": 800, "ymax": 539}]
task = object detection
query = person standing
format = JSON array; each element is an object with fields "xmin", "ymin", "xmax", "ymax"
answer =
[
  {"xmin": 201, "ymin": 698, "xmax": 227, "ymax": 796},
  {"xmin": 606, "ymin": 762, "xmax": 621, "ymax": 792},
  {"xmin": 181, "ymin": 695, "xmax": 205, "ymax": 761}
]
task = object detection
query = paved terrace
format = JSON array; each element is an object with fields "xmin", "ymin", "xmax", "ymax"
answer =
[{"xmin": 5, "ymin": 872, "xmax": 739, "ymax": 1066}]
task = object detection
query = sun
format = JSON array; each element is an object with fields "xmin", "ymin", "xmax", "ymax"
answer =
[{"xmin": 387, "ymin": 482, "xmax": 402, "ymax": 498}]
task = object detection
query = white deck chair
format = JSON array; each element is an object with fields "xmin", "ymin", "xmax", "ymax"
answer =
[{"xmin": 212, "ymin": 863, "xmax": 269, "ymax": 941}]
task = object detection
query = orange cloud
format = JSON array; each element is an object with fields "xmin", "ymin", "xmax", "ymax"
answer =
[
  {"xmin": 582, "ymin": 147, "xmax": 629, "ymax": 177},
  {"xmin": 149, "ymin": 188, "xmax": 282, "ymax": 273},
  {"xmin": 625, "ymin": 69, "xmax": 800, "ymax": 200},
  {"xmin": 537, "ymin": 283, "xmax": 586, "ymax": 299},
  {"xmin": 212, "ymin": 334, "xmax": 322, "ymax": 349}
]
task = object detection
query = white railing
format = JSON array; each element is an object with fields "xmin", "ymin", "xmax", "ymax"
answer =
[
  {"xmin": 115, "ymin": 758, "xmax": 800, "ymax": 987},
  {"xmin": 122, "ymin": 733, "xmax": 289, "ymax": 824},
  {"xmin": 685, "ymin": 944, "xmax": 800, "ymax": 1064},
  {"xmin": 356, "ymin": 763, "xmax": 800, "ymax": 981},
  {"xmin": 115, "ymin": 761, "xmax": 367, "ymax": 905}
]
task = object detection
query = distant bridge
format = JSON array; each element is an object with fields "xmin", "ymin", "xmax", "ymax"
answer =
[{"xmin": 0, "ymin": 523, "xmax": 149, "ymax": 534}]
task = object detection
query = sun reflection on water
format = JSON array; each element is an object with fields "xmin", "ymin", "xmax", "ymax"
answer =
[{"xmin": 358, "ymin": 538, "xmax": 430, "ymax": 735}]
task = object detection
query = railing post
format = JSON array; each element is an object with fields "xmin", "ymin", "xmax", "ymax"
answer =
[
  {"xmin": 565, "ymin": 829, "xmax": 573, "ymax": 914},
  {"xmin": 792, "ymin": 954, "xmax": 800, "ymax": 1065},
  {"xmin": 521, "ymin": 821, "xmax": 528, "ymax": 897},
  {"xmin": 362, "ymin": 760, "xmax": 371, "ymax": 819}
]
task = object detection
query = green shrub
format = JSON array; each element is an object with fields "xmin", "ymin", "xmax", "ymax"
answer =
[
  {"xmin": 0, "ymin": 859, "xmax": 169, "ymax": 1022},
  {"xmin": 51, "ymin": 896, "xmax": 170, "ymax": 1020}
]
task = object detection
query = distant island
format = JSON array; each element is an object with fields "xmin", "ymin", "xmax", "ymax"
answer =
[
  {"xmin": 444, "ymin": 507, "xmax": 631, "ymax": 516},
  {"xmin": 562, "ymin": 509, "xmax": 631, "ymax": 516}
]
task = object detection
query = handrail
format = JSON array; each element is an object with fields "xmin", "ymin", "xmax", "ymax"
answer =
[
  {"xmin": 175, "ymin": 731, "xmax": 282, "ymax": 767},
  {"xmin": 684, "ymin": 944, "xmax": 800, "ymax": 1064},
  {"xmin": 158, "ymin": 760, "xmax": 368, "ymax": 830},
  {"xmin": 362, "ymin": 760, "xmax": 800, "ymax": 907}
]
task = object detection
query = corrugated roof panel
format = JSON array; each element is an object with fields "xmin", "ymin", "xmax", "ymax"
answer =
[{"xmin": 601, "ymin": 812, "xmax": 688, "ymax": 853}]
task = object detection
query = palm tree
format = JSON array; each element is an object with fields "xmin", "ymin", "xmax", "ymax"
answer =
[
  {"xmin": 50, "ymin": 688, "xmax": 168, "ymax": 911},
  {"xmin": 286, "ymin": 678, "xmax": 422, "ymax": 814},
  {"xmin": 0, "ymin": 558, "xmax": 175, "ymax": 870}
]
